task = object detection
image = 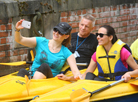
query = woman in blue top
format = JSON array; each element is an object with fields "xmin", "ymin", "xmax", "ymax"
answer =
[{"xmin": 15, "ymin": 19, "xmax": 82, "ymax": 80}]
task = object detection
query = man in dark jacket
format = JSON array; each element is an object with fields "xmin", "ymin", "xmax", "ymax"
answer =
[
  {"xmin": 68, "ymin": 14, "xmax": 98, "ymax": 70},
  {"xmin": 57, "ymin": 14, "xmax": 98, "ymax": 80}
]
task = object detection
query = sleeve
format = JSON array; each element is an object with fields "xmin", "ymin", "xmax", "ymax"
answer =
[
  {"xmin": 35, "ymin": 37, "xmax": 47, "ymax": 48},
  {"xmin": 91, "ymin": 52, "xmax": 97, "ymax": 62},
  {"xmin": 92, "ymin": 35, "xmax": 98, "ymax": 53},
  {"xmin": 36, "ymin": 37, "xmax": 46, "ymax": 44},
  {"xmin": 63, "ymin": 46, "xmax": 72, "ymax": 59},
  {"xmin": 120, "ymin": 47, "xmax": 131, "ymax": 61}
]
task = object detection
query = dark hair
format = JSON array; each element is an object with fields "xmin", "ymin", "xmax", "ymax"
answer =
[
  {"xmin": 54, "ymin": 22, "xmax": 72, "ymax": 47},
  {"xmin": 100, "ymin": 25, "xmax": 118, "ymax": 44},
  {"xmin": 62, "ymin": 32, "xmax": 71, "ymax": 47}
]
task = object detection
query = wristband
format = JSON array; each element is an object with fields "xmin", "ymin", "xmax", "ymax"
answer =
[{"xmin": 15, "ymin": 29, "xmax": 20, "ymax": 32}]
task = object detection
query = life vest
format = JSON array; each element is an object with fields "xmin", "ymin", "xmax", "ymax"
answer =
[
  {"xmin": 130, "ymin": 39, "xmax": 138, "ymax": 60},
  {"xmin": 96, "ymin": 39, "xmax": 130, "ymax": 80}
]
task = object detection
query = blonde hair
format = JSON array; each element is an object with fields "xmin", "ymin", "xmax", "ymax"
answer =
[{"xmin": 82, "ymin": 14, "xmax": 96, "ymax": 27}]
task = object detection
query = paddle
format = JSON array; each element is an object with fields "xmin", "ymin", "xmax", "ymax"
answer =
[
  {"xmin": 30, "ymin": 50, "xmax": 34, "ymax": 61},
  {"xmin": 25, "ymin": 75, "xmax": 31, "ymax": 96},
  {"xmin": 130, "ymin": 77, "xmax": 138, "ymax": 86},
  {"xmin": 70, "ymin": 78, "xmax": 125, "ymax": 102},
  {"xmin": 0, "ymin": 61, "xmax": 33, "ymax": 66}
]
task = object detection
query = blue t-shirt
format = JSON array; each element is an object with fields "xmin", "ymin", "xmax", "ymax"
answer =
[{"xmin": 31, "ymin": 37, "xmax": 72, "ymax": 77}]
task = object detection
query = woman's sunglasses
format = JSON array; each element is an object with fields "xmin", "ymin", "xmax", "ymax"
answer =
[
  {"xmin": 96, "ymin": 33, "xmax": 107, "ymax": 38},
  {"xmin": 53, "ymin": 28, "xmax": 64, "ymax": 35}
]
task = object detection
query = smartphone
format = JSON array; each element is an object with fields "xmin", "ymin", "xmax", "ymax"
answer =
[{"xmin": 21, "ymin": 20, "xmax": 31, "ymax": 29}]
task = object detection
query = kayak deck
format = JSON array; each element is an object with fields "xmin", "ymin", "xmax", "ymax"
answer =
[{"xmin": 30, "ymin": 79, "xmax": 138, "ymax": 102}]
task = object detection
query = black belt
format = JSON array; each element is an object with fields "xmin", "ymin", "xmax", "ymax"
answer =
[{"xmin": 99, "ymin": 71, "xmax": 127, "ymax": 79}]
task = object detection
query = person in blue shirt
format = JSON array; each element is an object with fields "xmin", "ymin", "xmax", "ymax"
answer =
[{"xmin": 15, "ymin": 20, "xmax": 82, "ymax": 80}]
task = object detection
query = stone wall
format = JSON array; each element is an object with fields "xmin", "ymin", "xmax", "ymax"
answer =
[
  {"xmin": 61, "ymin": 3, "xmax": 138, "ymax": 45},
  {"xmin": 0, "ymin": 18, "xmax": 29, "ymax": 76},
  {"xmin": 0, "ymin": 0, "xmax": 138, "ymax": 76}
]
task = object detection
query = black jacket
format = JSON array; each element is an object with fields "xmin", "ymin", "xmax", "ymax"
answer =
[{"xmin": 68, "ymin": 32, "xmax": 98, "ymax": 69}]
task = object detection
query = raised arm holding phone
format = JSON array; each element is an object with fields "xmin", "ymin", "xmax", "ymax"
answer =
[{"xmin": 15, "ymin": 19, "xmax": 82, "ymax": 80}]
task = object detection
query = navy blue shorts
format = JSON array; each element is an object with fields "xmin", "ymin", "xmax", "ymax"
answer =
[{"xmin": 17, "ymin": 63, "xmax": 53, "ymax": 78}]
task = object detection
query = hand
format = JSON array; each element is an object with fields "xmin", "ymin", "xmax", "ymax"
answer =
[
  {"xmin": 56, "ymin": 74, "xmax": 69, "ymax": 81},
  {"xmin": 15, "ymin": 19, "xmax": 24, "ymax": 30},
  {"xmin": 121, "ymin": 72, "xmax": 131, "ymax": 82},
  {"xmin": 74, "ymin": 74, "xmax": 83, "ymax": 80}
]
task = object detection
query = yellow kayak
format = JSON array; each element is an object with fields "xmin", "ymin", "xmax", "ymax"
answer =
[
  {"xmin": 0, "ymin": 72, "xmax": 71, "ymax": 102},
  {"xmin": 0, "ymin": 63, "xmax": 99, "ymax": 102},
  {"xmin": 30, "ymin": 79, "xmax": 138, "ymax": 102},
  {"xmin": 0, "ymin": 64, "xmax": 72, "ymax": 102}
]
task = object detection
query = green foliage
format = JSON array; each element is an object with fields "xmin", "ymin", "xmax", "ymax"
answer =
[
  {"xmin": 56, "ymin": 0, "xmax": 68, "ymax": 4},
  {"xmin": 56, "ymin": 0, "xmax": 61, "ymax": 3}
]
